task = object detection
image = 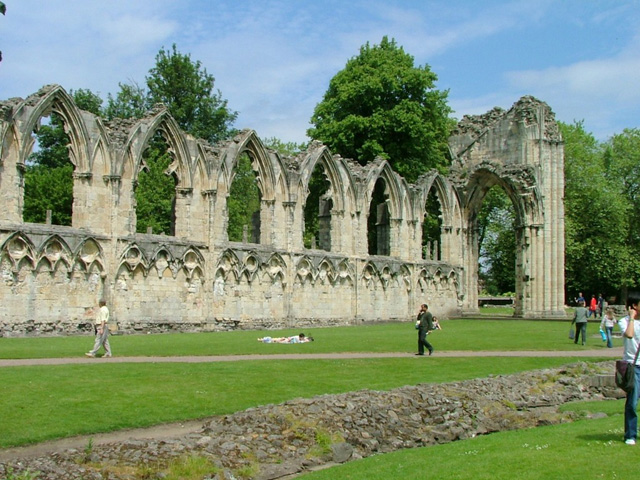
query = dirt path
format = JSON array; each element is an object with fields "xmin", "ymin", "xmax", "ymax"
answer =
[
  {"xmin": 0, "ymin": 348, "xmax": 622, "ymax": 367},
  {"xmin": 0, "ymin": 348, "xmax": 621, "ymax": 462}
]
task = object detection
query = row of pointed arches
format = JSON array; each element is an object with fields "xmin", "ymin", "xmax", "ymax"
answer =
[
  {"xmin": 1, "ymin": 85, "xmax": 463, "ymax": 264},
  {"xmin": 2, "ymin": 86, "xmax": 565, "ymax": 324}
]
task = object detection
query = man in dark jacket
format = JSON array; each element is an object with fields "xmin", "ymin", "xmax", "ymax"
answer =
[{"xmin": 416, "ymin": 303, "xmax": 434, "ymax": 356}]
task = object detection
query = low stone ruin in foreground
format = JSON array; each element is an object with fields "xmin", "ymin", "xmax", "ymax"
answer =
[{"xmin": 1, "ymin": 361, "xmax": 619, "ymax": 480}]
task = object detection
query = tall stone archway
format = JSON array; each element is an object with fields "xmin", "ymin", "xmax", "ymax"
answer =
[{"xmin": 449, "ymin": 96, "xmax": 565, "ymax": 318}]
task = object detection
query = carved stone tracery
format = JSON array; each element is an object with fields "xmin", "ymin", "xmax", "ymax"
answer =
[{"xmin": 0, "ymin": 86, "xmax": 565, "ymax": 335}]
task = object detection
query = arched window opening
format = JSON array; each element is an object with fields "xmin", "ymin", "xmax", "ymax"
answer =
[
  {"xmin": 303, "ymin": 163, "xmax": 332, "ymax": 250},
  {"xmin": 135, "ymin": 132, "xmax": 177, "ymax": 235},
  {"xmin": 228, "ymin": 152, "xmax": 261, "ymax": 243},
  {"xmin": 367, "ymin": 178, "xmax": 390, "ymax": 256},
  {"xmin": 477, "ymin": 186, "xmax": 516, "ymax": 296},
  {"xmin": 23, "ymin": 114, "xmax": 74, "ymax": 226},
  {"xmin": 421, "ymin": 189, "xmax": 443, "ymax": 260}
]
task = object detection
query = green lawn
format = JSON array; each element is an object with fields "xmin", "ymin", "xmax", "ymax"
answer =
[
  {"xmin": 0, "ymin": 356, "xmax": 583, "ymax": 448},
  {"xmin": 299, "ymin": 400, "xmax": 631, "ymax": 480},
  {"xmin": 0, "ymin": 318, "xmax": 615, "ymax": 359},
  {"xmin": 0, "ymin": 318, "xmax": 629, "ymax": 480}
]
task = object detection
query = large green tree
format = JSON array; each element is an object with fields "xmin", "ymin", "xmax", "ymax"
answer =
[
  {"xmin": 134, "ymin": 137, "xmax": 176, "ymax": 235},
  {"xmin": 561, "ymin": 121, "xmax": 634, "ymax": 300},
  {"xmin": 308, "ymin": 36, "xmax": 453, "ymax": 183},
  {"xmin": 146, "ymin": 44, "xmax": 237, "ymax": 144},
  {"xmin": 477, "ymin": 188, "xmax": 516, "ymax": 295},
  {"xmin": 104, "ymin": 82, "xmax": 148, "ymax": 120},
  {"xmin": 104, "ymin": 45, "xmax": 238, "ymax": 233}
]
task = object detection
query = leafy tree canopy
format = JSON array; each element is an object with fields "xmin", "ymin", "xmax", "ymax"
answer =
[
  {"xmin": 105, "ymin": 82, "xmax": 148, "ymax": 120},
  {"xmin": 146, "ymin": 44, "xmax": 238, "ymax": 144},
  {"xmin": 561, "ymin": 121, "xmax": 635, "ymax": 299},
  {"xmin": 477, "ymin": 187, "xmax": 515, "ymax": 296},
  {"xmin": 227, "ymin": 154, "xmax": 260, "ymax": 242},
  {"xmin": 308, "ymin": 36, "xmax": 453, "ymax": 183},
  {"xmin": 135, "ymin": 136, "xmax": 176, "ymax": 235},
  {"xmin": 71, "ymin": 88, "xmax": 103, "ymax": 116},
  {"xmin": 261, "ymin": 137, "xmax": 307, "ymax": 157},
  {"xmin": 104, "ymin": 45, "xmax": 238, "ymax": 146}
]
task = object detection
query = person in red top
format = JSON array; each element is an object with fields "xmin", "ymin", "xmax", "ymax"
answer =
[{"xmin": 588, "ymin": 294, "xmax": 598, "ymax": 318}]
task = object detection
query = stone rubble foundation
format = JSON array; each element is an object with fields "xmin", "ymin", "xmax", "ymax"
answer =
[{"xmin": 0, "ymin": 361, "xmax": 619, "ymax": 480}]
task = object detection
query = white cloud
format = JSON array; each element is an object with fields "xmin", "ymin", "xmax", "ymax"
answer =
[
  {"xmin": 1, "ymin": 0, "xmax": 637, "ymax": 143},
  {"xmin": 502, "ymin": 32, "xmax": 640, "ymax": 139}
]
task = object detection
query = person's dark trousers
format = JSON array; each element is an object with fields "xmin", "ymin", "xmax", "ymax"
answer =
[
  {"xmin": 574, "ymin": 323, "xmax": 587, "ymax": 345},
  {"xmin": 418, "ymin": 330, "xmax": 433, "ymax": 355}
]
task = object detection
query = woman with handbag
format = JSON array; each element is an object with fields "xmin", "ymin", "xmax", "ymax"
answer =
[{"xmin": 617, "ymin": 293, "xmax": 640, "ymax": 445}]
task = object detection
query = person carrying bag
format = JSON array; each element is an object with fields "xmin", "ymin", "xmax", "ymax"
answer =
[{"xmin": 617, "ymin": 294, "xmax": 640, "ymax": 445}]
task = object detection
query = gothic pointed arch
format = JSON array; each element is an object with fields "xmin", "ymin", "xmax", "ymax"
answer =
[
  {"xmin": 295, "ymin": 255, "xmax": 315, "ymax": 285},
  {"xmin": 0, "ymin": 232, "xmax": 37, "ymax": 271},
  {"xmin": 360, "ymin": 261, "xmax": 381, "ymax": 289},
  {"xmin": 361, "ymin": 158, "xmax": 404, "ymax": 219},
  {"xmin": 399, "ymin": 264, "xmax": 412, "ymax": 292},
  {"xmin": 0, "ymin": 121, "xmax": 20, "ymax": 167},
  {"xmin": 214, "ymin": 249, "xmax": 242, "ymax": 282},
  {"xmin": 336, "ymin": 259, "xmax": 356, "ymax": 286},
  {"xmin": 316, "ymin": 257, "xmax": 337, "ymax": 285},
  {"xmin": 149, "ymin": 245, "xmax": 177, "ymax": 278},
  {"xmin": 218, "ymin": 129, "xmax": 282, "ymax": 201},
  {"xmin": 117, "ymin": 107, "xmax": 192, "ymax": 188},
  {"xmin": 262, "ymin": 252, "xmax": 287, "ymax": 286},
  {"xmin": 181, "ymin": 247, "xmax": 206, "ymax": 280},
  {"xmin": 463, "ymin": 163, "xmax": 543, "ymax": 234},
  {"xmin": 38, "ymin": 235, "xmax": 74, "ymax": 273},
  {"xmin": 70, "ymin": 237, "xmax": 106, "ymax": 276},
  {"xmin": 299, "ymin": 142, "xmax": 349, "ymax": 213},
  {"xmin": 13, "ymin": 85, "xmax": 93, "ymax": 172},
  {"xmin": 118, "ymin": 243, "xmax": 149, "ymax": 277}
]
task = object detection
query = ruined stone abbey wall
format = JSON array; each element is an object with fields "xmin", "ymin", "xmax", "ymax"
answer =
[{"xmin": 0, "ymin": 85, "xmax": 565, "ymax": 336}]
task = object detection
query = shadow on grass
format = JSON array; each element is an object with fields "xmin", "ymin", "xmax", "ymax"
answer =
[{"xmin": 577, "ymin": 432, "xmax": 621, "ymax": 443}]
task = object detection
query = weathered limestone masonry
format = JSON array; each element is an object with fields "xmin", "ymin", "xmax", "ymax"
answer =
[{"xmin": 0, "ymin": 85, "xmax": 565, "ymax": 336}]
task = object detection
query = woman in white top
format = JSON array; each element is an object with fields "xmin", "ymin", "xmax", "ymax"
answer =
[
  {"xmin": 600, "ymin": 307, "xmax": 616, "ymax": 348},
  {"xmin": 617, "ymin": 293, "xmax": 640, "ymax": 445}
]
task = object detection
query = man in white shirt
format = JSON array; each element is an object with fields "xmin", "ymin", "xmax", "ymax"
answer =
[
  {"xmin": 618, "ymin": 295, "xmax": 640, "ymax": 445},
  {"xmin": 86, "ymin": 299, "xmax": 112, "ymax": 358}
]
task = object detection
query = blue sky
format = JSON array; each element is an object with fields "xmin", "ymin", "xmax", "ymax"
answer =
[{"xmin": 1, "ymin": 0, "xmax": 638, "ymax": 143}]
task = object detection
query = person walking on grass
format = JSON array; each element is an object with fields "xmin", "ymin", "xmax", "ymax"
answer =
[
  {"xmin": 600, "ymin": 307, "xmax": 616, "ymax": 348},
  {"xmin": 415, "ymin": 303, "xmax": 434, "ymax": 356},
  {"xmin": 86, "ymin": 299, "xmax": 112, "ymax": 358},
  {"xmin": 572, "ymin": 299, "xmax": 589, "ymax": 345},
  {"xmin": 617, "ymin": 293, "xmax": 640, "ymax": 445}
]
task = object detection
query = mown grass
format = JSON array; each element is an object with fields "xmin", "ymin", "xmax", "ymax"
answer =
[
  {"xmin": 0, "ymin": 356, "xmax": 582, "ymax": 448},
  {"xmin": 298, "ymin": 400, "xmax": 630, "ymax": 480},
  {"xmin": 0, "ymin": 317, "xmax": 626, "ymax": 480},
  {"xmin": 0, "ymin": 318, "xmax": 615, "ymax": 359}
]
